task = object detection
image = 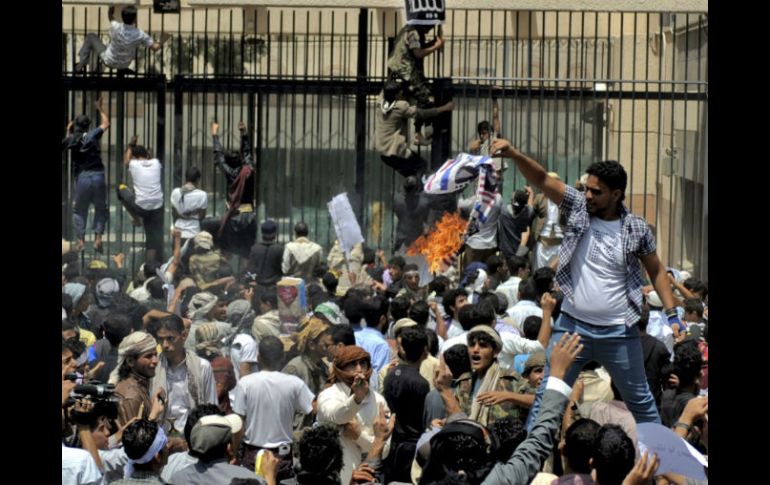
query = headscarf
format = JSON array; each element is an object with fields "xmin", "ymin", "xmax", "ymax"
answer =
[
  {"xmin": 108, "ymin": 331, "xmax": 158, "ymax": 385},
  {"xmin": 315, "ymin": 301, "xmax": 342, "ymax": 325},
  {"xmin": 328, "ymin": 345, "xmax": 372, "ymax": 387},
  {"xmin": 210, "ymin": 356, "xmax": 236, "ymax": 414},
  {"xmin": 466, "ymin": 325, "xmax": 504, "ymax": 426},
  {"xmin": 226, "ymin": 299, "xmax": 254, "ymax": 327},
  {"xmin": 123, "ymin": 425, "xmax": 168, "ymax": 479},
  {"xmin": 193, "ymin": 231, "xmax": 214, "ymax": 250},
  {"xmin": 189, "ymin": 292, "xmax": 218, "ymax": 321},
  {"xmin": 296, "ymin": 317, "xmax": 330, "ymax": 354},
  {"xmin": 194, "ymin": 323, "xmax": 223, "ymax": 360},
  {"xmin": 63, "ymin": 282, "xmax": 87, "ymax": 307}
]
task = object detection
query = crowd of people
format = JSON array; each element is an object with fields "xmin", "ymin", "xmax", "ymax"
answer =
[{"xmin": 63, "ymin": 10, "xmax": 708, "ymax": 485}]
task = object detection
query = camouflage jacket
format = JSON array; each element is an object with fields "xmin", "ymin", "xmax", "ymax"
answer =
[{"xmin": 454, "ymin": 368, "xmax": 537, "ymax": 426}]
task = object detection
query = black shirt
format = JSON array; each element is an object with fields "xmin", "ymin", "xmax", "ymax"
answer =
[
  {"xmin": 248, "ymin": 241, "xmax": 285, "ymax": 286},
  {"xmin": 383, "ymin": 364, "xmax": 430, "ymax": 442},
  {"xmin": 497, "ymin": 205, "xmax": 535, "ymax": 260},
  {"xmin": 64, "ymin": 127, "xmax": 105, "ymax": 176},
  {"xmin": 640, "ymin": 333, "xmax": 671, "ymax": 406},
  {"xmin": 393, "ymin": 192, "xmax": 430, "ymax": 250}
]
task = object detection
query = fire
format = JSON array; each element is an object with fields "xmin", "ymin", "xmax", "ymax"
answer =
[{"xmin": 407, "ymin": 212, "xmax": 468, "ymax": 273}]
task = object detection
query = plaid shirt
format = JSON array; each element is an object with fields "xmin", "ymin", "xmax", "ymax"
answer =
[{"xmin": 556, "ymin": 185, "xmax": 656, "ymax": 327}]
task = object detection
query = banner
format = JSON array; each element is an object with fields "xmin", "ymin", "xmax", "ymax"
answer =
[
  {"xmin": 328, "ymin": 193, "xmax": 365, "ymax": 260},
  {"xmin": 404, "ymin": 0, "xmax": 446, "ymax": 26}
]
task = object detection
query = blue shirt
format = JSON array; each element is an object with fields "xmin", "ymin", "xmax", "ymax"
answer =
[
  {"xmin": 353, "ymin": 327, "xmax": 391, "ymax": 376},
  {"xmin": 556, "ymin": 185, "xmax": 657, "ymax": 327}
]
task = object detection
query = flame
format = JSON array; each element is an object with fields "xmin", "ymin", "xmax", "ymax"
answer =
[{"xmin": 407, "ymin": 212, "xmax": 468, "ymax": 273}]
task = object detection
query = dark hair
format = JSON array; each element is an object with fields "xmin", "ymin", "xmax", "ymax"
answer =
[
  {"xmin": 62, "ymin": 319, "xmax": 79, "ymax": 335},
  {"xmin": 259, "ymin": 287, "xmax": 278, "ymax": 309},
  {"xmin": 152, "ymin": 314, "xmax": 186, "ymax": 336},
  {"xmin": 111, "ymin": 292, "xmax": 147, "ymax": 331},
  {"xmin": 564, "ymin": 418, "xmax": 601, "ymax": 474},
  {"xmin": 298, "ymin": 425, "xmax": 344, "ymax": 480},
  {"xmin": 183, "ymin": 404, "xmax": 223, "ymax": 445},
  {"xmin": 408, "ymin": 300, "xmax": 430, "ymax": 326},
  {"xmin": 478, "ymin": 291, "xmax": 505, "ymax": 316},
  {"xmin": 390, "ymin": 296, "xmax": 411, "ymax": 321},
  {"xmin": 444, "ymin": 344, "xmax": 471, "ymax": 378},
  {"xmin": 185, "ymin": 166, "xmax": 201, "ymax": 184},
  {"xmin": 673, "ymin": 339, "xmax": 703, "ymax": 387},
  {"xmin": 74, "ymin": 114, "xmax": 91, "ymax": 131},
  {"xmin": 343, "ymin": 297, "xmax": 366, "ymax": 325},
  {"xmin": 586, "ymin": 161, "xmax": 627, "ymax": 202},
  {"xmin": 66, "ymin": 337, "xmax": 85, "ymax": 359},
  {"xmin": 592, "ymin": 424, "xmax": 635, "ymax": 485},
  {"xmin": 121, "ymin": 5, "xmax": 138, "ymax": 25},
  {"xmin": 362, "ymin": 296, "xmax": 389, "ymax": 331},
  {"xmin": 427, "ymin": 276, "xmax": 450, "ymax": 297},
  {"xmin": 400, "ymin": 327, "xmax": 428, "ymax": 363},
  {"xmin": 130, "ymin": 145, "xmax": 151, "ymax": 159},
  {"xmin": 532, "ymin": 267, "xmax": 555, "ymax": 299},
  {"xmin": 468, "ymin": 330, "xmax": 500, "ymax": 352},
  {"xmin": 511, "ymin": 190, "xmax": 529, "ymax": 215},
  {"xmin": 62, "ymin": 337, "xmax": 72, "ymax": 355},
  {"xmin": 389, "ymin": 256, "xmax": 406, "ymax": 269},
  {"xmin": 475, "ymin": 299, "xmax": 497, "ymax": 325},
  {"xmin": 147, "ymin": 278, "xmax": 165, "ymax": 300},
  {"xmin": 491, "ymin": 416, "xmax": 527, "ymax": 462},
  {"xmin": 64, "ymin": 264, "xmax": 81, "ymax": 282},
  {"xmin": 683, "ymin": 298, "xmax": 704, "ymax": 318},
  {"xmin": 400, "ymin": 175, "xmax": 420, "ymax": 196},
  {"xmin": 518, "ymin": 278, "xmax": 538, "ymax": 302},
  {"xmin": 383, "ymin": 80, "xmax": 402, "ymax": 103},
  {"xmin": 420, "ymin": 425, "xmax": 495, "ymax": 485},
  {"xmin": 442, "ymin": 288, "xmax": 468, "ymax": 319},
  {"xmin": 144, "ymin": 261, "xmax": 161, "ymax": 279},
  {"xmin": 123, "ymin": 419, "xmax": 159, "ymax": 460},
  {"xmin": 331, "ymin": 325, "xmax": 355, "ymax": 346},
  {"xmin": 485, "ymin": 255, "xmax": 505, "ymax": 276},
  {"xmin": 522, "ymin": 315, "xmax": 542, "ymax": 341},
  {"xmin": 294, "ymin": 221, "xmax": 309, "ymax": 237},
  {"xmin": 683, "ymin": 278, "xmax": 708, "ymax": 300},
  {"xmin": 403, "ymin": 263, "xmax": 419, "ymax": 273},
  {"xmin": 477, "ymin": 120, "xmax": 491, "ymax": 136},
  {"xmin": 104, "ymin": 314, "xmax": 132, "ymax": 347},
  {"xmin": 457, "ymin": 304, "xmax": 486, "ymax": 330},
  {"xmin": 312, "ymin": 263, "xmax": 329, "ymax": 280},
  {"xmin": 322, "ymin": 272, "xmax": 339, "ymax": 295},
  {"xmin": 258, "ymin": 335, "xmax": 285, "ymax": 370}
]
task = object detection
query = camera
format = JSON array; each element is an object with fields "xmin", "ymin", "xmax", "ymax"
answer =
[{"xmin": 65, "ymin": 381, "xmax": 120, "ymax": 421}]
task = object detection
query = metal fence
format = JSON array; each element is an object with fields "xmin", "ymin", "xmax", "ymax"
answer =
[{"xmin": 62, "ymin": 6, "xmax": 707, "ymax": 279}]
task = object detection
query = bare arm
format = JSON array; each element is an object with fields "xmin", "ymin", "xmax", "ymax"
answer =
[
  {"xmin": 95, "ymin": 97, "xmax": 110, "ymax": 131},
  {"xmin": 124, "ymin": 135, "xmax": 138, "ymax": 166},
  {"xmin": 491, "ymin": 139, "xmax": 566, "ymax": 205},
  {"xmin": 538, "ymin": 292, "xmax": 556, "ymax": 349},
  {"xmin": 492, "ymin": 97, "xmax": 501, "ymax": 135},
  {"xmin": 641, "ymin": 252, "xmax": 682, "ymax": 336},
  {"xmin": 429, "ymin": 301, "xmax": 448, "ymax": 340},
  {"xmin": 413, "ymin": 35, "xmax": 444, "ymax": 59}
]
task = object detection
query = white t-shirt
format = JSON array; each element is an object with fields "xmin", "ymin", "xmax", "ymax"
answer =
[
  {"xmin": 170, "ymin": 186, "xmax": 208, "ymax": 239},
  {"xmin": 562, "ymin": 217, "xmax": 626, "ymax": 325},
  {"xmin": 440, "ymin": 332, "xmax": 469, "ymax": 354},
  {"xmin": 230, "ymin": 333, "xmax": 258, "ymax": 381},
  {"xmin": 102, "ymin": 21, "xmax": 154, "ymax": 69},
  {"xmin": 462, "ymin": 194, "xmax": 503, "ymax": 250},
  {"xmin": 506, "ymin": 300, "xmax": 544, "ymax": 331},
  {"xmin": 62, "ymin": 443, "xmax": 102, "ymax": 485},
  {"xmin": 233, "ymin": 371, "xmax": 315, "ymax": 448},
  {"xmin": 540, "ymin": 199, "xmax": 564, "ymax": 238},
  {"xmin": 129, "ymin": 158, "xmax": 163, "ymax": 210}
]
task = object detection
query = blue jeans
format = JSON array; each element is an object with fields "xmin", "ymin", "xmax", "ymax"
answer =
[
  {"xmin": 525, "ymin": 312, "xmax": 661, "ymax": 432},
  {"xmin": 73, "ymin": 170, "xmax": 108, "ymax": 239}
]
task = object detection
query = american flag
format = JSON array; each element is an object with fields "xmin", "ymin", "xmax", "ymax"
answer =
[{"xmin": 423, "ymin": 153, "xmax": 491, "ymax": 194}]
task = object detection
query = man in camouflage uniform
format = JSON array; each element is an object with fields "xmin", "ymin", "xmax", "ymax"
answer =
[
  {"xmin": 387, "ymin": 24, "xmax": 444, "ymax": 145},
  {"xmin": 454, "ymin": 325, "xmax": 539, "ymax": 427}
]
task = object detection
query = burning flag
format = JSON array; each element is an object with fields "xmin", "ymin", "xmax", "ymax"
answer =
[{"xmin": 407, "ymin": 212, "xmax": 468, "ymax": 274}]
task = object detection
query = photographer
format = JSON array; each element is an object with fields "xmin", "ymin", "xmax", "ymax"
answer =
[{"xmin": 64, "ymin": 367, "xmax": 167, "ymax": 483}]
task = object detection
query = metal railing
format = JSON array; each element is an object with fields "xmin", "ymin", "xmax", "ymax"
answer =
[{"xmin": 62, "ymin": 7, "xmax": 708, "ymax": 279}]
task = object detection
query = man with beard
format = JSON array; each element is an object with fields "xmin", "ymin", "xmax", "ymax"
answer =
[{"xmin": 492, "ymin": 139, "xmax": 682, "ymax": 430}]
